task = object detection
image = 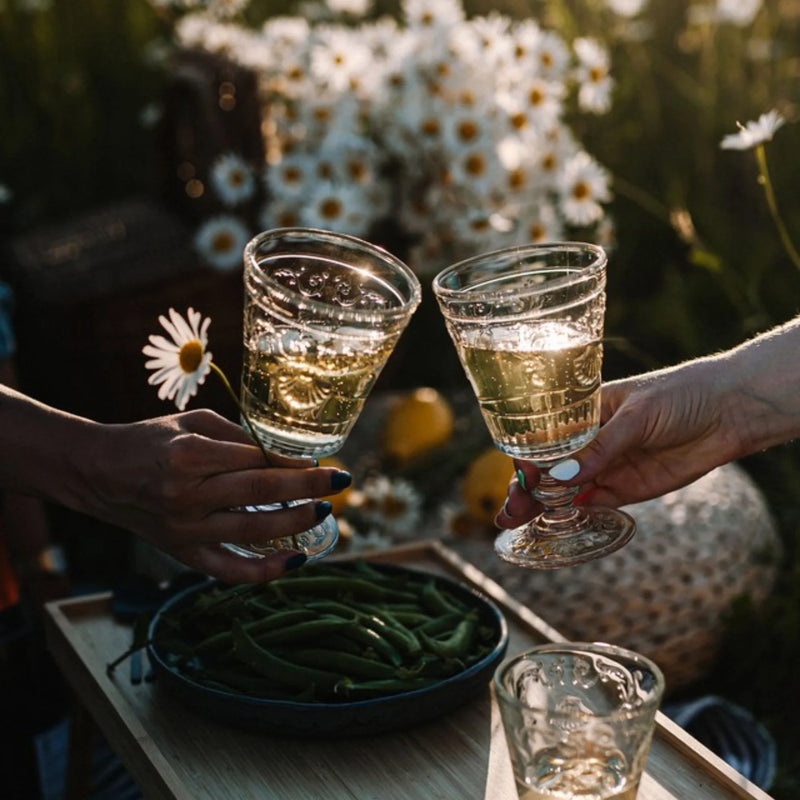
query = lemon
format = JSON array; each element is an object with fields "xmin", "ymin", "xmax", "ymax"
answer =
[
  {"xmin": 462, "ymin": 447, "xmax": 515, "ymax": 525},
  {"xmin": 382, "ymin": 387, "xmax": 455, "ymax": 464},
  {"xmin": 318, "ymin": 456, "xmax": 353, "ymax": 516}
]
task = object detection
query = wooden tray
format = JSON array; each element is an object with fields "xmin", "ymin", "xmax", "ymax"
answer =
[{"xmin": 45, "ymin": 541, "xmax": 775, "ymax": 800}]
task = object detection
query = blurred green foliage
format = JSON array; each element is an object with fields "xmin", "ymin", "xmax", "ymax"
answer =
[{"xmin": 1, "ymin": 0, "xmax": 800, "ymax": 795}]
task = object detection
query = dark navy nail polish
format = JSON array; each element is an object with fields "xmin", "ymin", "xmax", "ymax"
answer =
[
  {"xmin": 330, "ymin": 471, "xmax": 352, "ymax": 491},
  {"xmin": 315, "ymin": 500, "xmax": 333, "ymax": 520},
  {"xmin": 284, "ymin": 552, "xmax": 307, "ymax": 571}
]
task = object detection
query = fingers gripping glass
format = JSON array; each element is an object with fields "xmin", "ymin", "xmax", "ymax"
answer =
[{"xmin": 433, "ymin": 242, "xmax": 635, "ymax": 569}]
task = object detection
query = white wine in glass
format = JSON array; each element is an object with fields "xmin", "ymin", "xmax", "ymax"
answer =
[{"xmin": 433, "ymin": 242, "xmax": 634, "ymax": 569}]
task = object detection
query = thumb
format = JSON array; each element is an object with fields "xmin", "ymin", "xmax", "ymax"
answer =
[{"xmin": 572, "ymin": 414, "xmax": 642, "ymax": 484}]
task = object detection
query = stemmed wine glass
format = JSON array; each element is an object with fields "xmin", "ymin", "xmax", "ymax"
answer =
[
  {"xmin": 226, "ymin": 227, "xmax": 421, "ymax": 562},
  {"xmin": 433, "ymin": 242, "xmax": 635, "ymax": 569}
]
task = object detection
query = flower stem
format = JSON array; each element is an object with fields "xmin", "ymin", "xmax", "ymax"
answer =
[
  {"xmin": 208, "ymin": 361, "xmax": 303, "ymax": 552},
  {"xmin": 208, "ymin": 361, "xmax": 270, "ymax": 463},
  {"xmin": 755, "ymin": 144, "xmax": 800, "ymax": 273}
]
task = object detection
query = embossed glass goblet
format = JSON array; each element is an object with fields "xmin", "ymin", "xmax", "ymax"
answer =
[
  {"xmin": 227, "ymin": 227, "xmax": 421, "ymax": 561},
  {"xmin": 433, "ymin": 242, "xmax": 635, "ymax": 569},
  {"xmin": 494, "ymin": 642, "xmax": 664, "ymax": 800}
]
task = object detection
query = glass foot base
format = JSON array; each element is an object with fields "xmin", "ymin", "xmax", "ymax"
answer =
[
  {"xmin": 221, "ymin": 503, "xmax": 339, "ymax": 563},
  {"xmin": 494, "ymin": 506, "xmax": 636, "ymax": 569}
]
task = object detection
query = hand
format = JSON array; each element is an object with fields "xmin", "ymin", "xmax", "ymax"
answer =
[
  {"xmin": 76, "ymin": 409, "xmax": 350, "ymax": 583},
  {"xmin": 496, "ymin": 357, "xmax": 746, "ymax": 528}
]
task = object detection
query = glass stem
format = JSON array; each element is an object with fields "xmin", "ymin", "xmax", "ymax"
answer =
[
  {"xmin": 532, "ymin": 473, "xmax": 586, "ymax": 538},
  {"xmin": 209, "ymin": 361, "xmax": 301, "ymax": 551}
]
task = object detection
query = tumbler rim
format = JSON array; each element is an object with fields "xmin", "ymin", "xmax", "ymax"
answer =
[
  {"xmin": 432, "ymin": 241, "xmax": 606, "ymax": 305},
  {"xmin": 493, "ymin": 641, "xmax": 665, "ymax": 719},
  {"xmin": 244, "ymin": 227, "xmax": 422, "ymax": 326}
]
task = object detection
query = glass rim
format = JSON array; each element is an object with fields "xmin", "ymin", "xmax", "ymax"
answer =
[
  {"xmin": 244, "ymin": 227, "xmax": 422, "ymax": 324},
  {"xmin": 432, "ymin": 241, "xmax": 607, "ymax": 303},
  {"xmin": 493, "ymin": 641, "xmax": 665, "ymax": 718}
]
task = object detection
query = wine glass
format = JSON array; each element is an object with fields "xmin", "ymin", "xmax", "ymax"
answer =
[
  {"xmin": 226, "ymin": 227, "xmax": 421, "ymax": 562},
  {"xmin": 432, "ymin": 241, "xmax": 635, "ymax": 569}
]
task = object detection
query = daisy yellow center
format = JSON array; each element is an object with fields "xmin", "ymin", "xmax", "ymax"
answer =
[
  {"xmin": 212, "ymin": 231, "xmax": 234, "ymax": 253},
  {"xmin": 511, "ymin": 112, "xmax": 527, "ymax": 130},
  {"xmin": 573, "ymin": 181, "xmax": 590, "ymax": 200},
  {"xmin": 528, "ymin": 87, "xmax": 544, "ymax": 106},
  {"xmin": 321, "ymin": 198, "xmax": 342, "ymax": 219},
  {"xmin": 457, "ymin": 121, "xmax": 479, "ymax": 142},
  {"xmin": 465, "ymin": 153, "xmax": 486, "ymax": 176},
  {"xmin": 421, "ymin": 118, "xmax": 441, "ymax": 137},
  {"xmin": 179, "ymin": 340, "xmax": 204, "ymax": 374},
  {"xmin": 590, "ymin": 66, "xmax": 606, "ymax": 83}
]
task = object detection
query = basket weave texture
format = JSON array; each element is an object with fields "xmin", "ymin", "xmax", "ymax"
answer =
[{"xmin": 448, "ymin": 462, "xmax": 782, "ymax": 693}]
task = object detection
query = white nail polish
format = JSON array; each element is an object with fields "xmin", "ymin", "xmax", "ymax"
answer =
[{"xmin": 549, "ymin": 458, "xmax": 580, "ymax": 481}]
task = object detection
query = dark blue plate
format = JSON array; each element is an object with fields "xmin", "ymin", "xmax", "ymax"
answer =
[{"xmin": 146, "ymin": 562, "xmax": 508, "ymax": 737}]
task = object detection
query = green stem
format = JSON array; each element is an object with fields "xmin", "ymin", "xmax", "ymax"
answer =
[
  {"xmin": 208, "ymin": 361, "xmax": 303, "ymax": 552},
  {"xmin": 208, "ymin": 361, "xmax": 271, "ymax": 463},
  {"xmin": 755, "ymin": 144, "xmax": 800, "ymax": 273}
]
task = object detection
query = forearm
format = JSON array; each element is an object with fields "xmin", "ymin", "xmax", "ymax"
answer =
[
  {"xmin": 717, "ymin": 316, "xmax": 800, "ymax": 456},
  {"xmin": 0, "ymin": 384, "xmax": 101, "ymax": 512}
]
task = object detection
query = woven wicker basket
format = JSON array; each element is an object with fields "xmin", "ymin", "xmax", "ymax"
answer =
[{"xmin": 447, "ymin": 462, "xmax": 782, "ymax": 694}]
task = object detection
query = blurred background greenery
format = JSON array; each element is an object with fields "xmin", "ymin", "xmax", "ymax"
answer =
[{"xmin": 1, "ymin": 0, "xmax": 800, "ymax": 795}]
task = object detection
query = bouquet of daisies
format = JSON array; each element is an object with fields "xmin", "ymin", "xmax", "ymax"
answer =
[{"xmin": 161, "ymin": 0, "xmax": 615, "ymax": 273}]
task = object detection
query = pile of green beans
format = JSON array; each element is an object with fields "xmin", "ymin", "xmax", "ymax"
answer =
[{"xmin": 153, "ymin": 560, "xmax": 500, "ymax": 703}]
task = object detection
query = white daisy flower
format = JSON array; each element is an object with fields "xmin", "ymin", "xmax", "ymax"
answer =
[
  {"xmin": 206, "ymin": 0, "xmax": 250, "ymax": 18},
  {"xmin": 559, "ymin": 151, "xmax": 612, "ymax": 227},
  {"xmin": 309, "ymin": 26, "xmax": 373, "ymax": 94},
  {"xmin": 528, "ymin": 29, "xmax": 571, "ymax": 82},
  {"xmin": 194, "ymin": 214, "xmax": 251, "ymax": 271},
  {"xmin": 300, "ymin": 181, "xmax": 373, "ymax": 235},
  {"xmin": 720, "ymin": 110, "xmax": 786, "ymax": 151},
  {"xmin": 142, "ymin": 308, "xmax": 212, "ymax": 411},
  {"xmin": 573, "ymin": 37, "xmax": 614, "ymax": 114},
  {"xmin": 402, "ymin": 0, "xmax": 465, "ymax": 32},
  {"xmin": 353, "ymin": 475, "xmax": 422, "ymax": 539},
  {"xmin": 604, "ymin": 0, "xmax": 648, "ymax": 16},
  {"xmin": 715, "ymin": 0, "xmax": 762, "ymax": 26},
  {"xmin": 459, "ymin": 13, "xmax": 515, "ymax": 71},
  {"xmin": 514, "ymin": 201, "xmax": 564, "ymax": 244},
  {"xmin": 325, "ymin": 0, "xmax": 372, "ymax": 15},
  {"xmin": 209, "ymin": 152, "xmax": 256, "ymax": 206},
  {"xmin": 265, "ymin": 151, "xmax": 315, "ymax": 200},
  {"xmin": 258, "ymin": 199, "xmax": 302, "ymax": 231},
  {"xmin": 498, "ymin": 76, "xmax": 565, "ymax": 130}
]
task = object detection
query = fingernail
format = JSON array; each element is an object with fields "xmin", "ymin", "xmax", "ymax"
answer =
[
  {"xmin": 284, "ymin": 552, "xmax": 307, "ymax": 571},
  {"xmin": 315, "ymin": 500, "xmax": 333, "ymax": 520},
  {"xmin": 516, "ymin": 468, "xmax": 527, "ymax": 491},
  {"xmin": 312, "ymin": 459, "xmax": 320, "ymax": 467},
  {"xmin": 549, "ymin": 458, "xmax": 581, "ymax": 481},
  {"xmin": 330, "ymin": 470, "xmax": 352, "ymax": 491}
]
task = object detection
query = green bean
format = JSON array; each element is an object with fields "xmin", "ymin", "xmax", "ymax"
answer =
[
  {"xmin": 356, "ymin": 603, "xmax": 422, "ymax": 656},
  {"xmin": 252, "ymin": 618, "xmax": 352, "ymax": 646},
  {"xmin": 416, "ymin": 611, "xmax": 465, "ymax": 636},
  {"xmin": 266, "ymin": 575, "xmax": 418, "ymax": 603},
  {"xmin": 339, "ymin": 623, "xmax": 403, "ymax": 666},
  {"xmin": 232, "ymin": 622, "xmax": 345, "ymax": 694},
  {"xmin": 418, "ymin": 618, "xmax": 477, "ymax": 659},
  {"xmin": 191, "ymin": 608, "xmax": 317, "ymax": 655},
  {"xmin": 420, "ymin": 579, "xmax": 466, "ymax": 616},
  {"xmin": 275, "ymin": 648, "xmax": 398, "ymax": 680}
]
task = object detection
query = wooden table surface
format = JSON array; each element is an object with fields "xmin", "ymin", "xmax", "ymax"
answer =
[{"xmin": 45, "ymin": 541, "xmax": 775, "ymax": 800}]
